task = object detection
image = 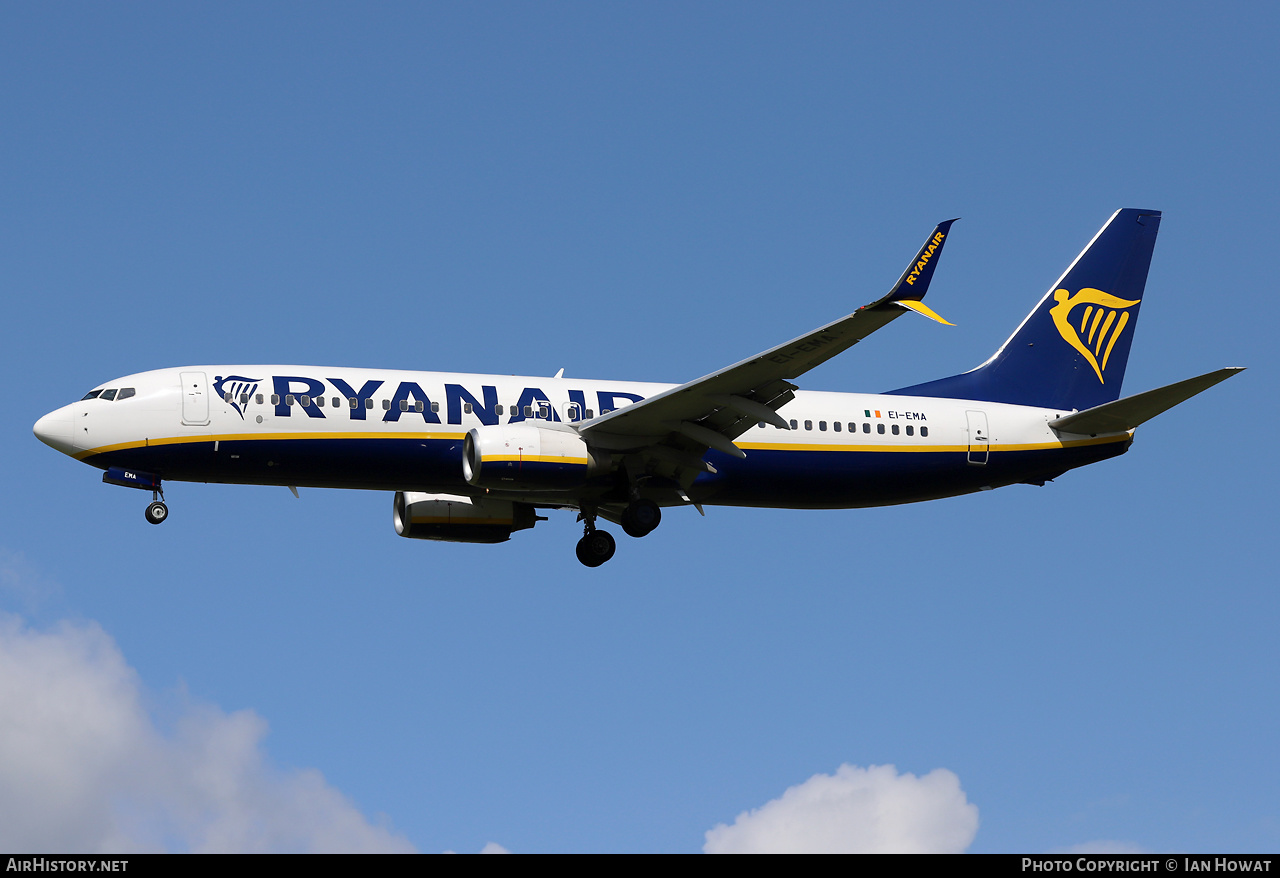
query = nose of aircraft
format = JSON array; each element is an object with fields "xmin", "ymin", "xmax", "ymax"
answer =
[{"xmin": 33, "ymin": 406, "xmax": 76, "ymax": 455}]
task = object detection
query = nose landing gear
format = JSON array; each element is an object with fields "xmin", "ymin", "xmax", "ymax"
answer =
[
  {"xmin": 144, "ymin": 489, "xmax": 168, "ymax": 525},
  {"xmin": 102, "ymin": 467, "xmax": 169, "ymax": 525}
]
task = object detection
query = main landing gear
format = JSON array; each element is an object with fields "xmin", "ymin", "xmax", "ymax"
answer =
[
  {"xmin": 620, "ymin": 498, "xmax": 661, "ymax": 538},
  {"xmin": 574, "ymin": 500, "xmax": 664, "ymax": 567},
  {"xmin": 144, "ymin": 489, "xmax": 168, "ymax": 525},
  {"xmin": 575, "ymin": 507, "xmax": 616, "ymax": 568}
]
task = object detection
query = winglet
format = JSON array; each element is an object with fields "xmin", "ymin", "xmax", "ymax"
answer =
[{"xmin": 884, "ymin": 218, "xmax": 958, "ymax": 303}]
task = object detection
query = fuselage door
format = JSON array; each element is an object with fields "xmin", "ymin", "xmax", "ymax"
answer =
[
  {"xmin": 180, "ymin": 371, "xmax": 210, "ymax": 426},
  {"xmin": 966, "ymin": 409, "xmax": 989, "ymax": 465}
]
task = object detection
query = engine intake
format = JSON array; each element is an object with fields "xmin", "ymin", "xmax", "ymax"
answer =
[
  {"xmin": 393, "ymin": 492, "xmax": 537, "ymax": 543},
  {"xmin": 463, "ymin": 424, "xmax": 606, "ymax": 491}
]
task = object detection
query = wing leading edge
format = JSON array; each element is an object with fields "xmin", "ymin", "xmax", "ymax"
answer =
[{"xmin": 579, "ymin": 220, "xmax": 958, "ymax": 475}]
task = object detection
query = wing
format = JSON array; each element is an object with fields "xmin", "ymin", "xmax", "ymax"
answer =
[{"xmin": 579, "ymin": 220, "xmax": 958, "ymax": 482}]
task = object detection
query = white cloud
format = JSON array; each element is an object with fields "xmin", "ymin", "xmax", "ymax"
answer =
[
  {"xmin": 445, "ymin": 842, "xmax": 512, "ymax": 854},
  {"xmin": 703, "ymin": 763, "xmax": 979, "ymax": 854},
  {"xmin": 0, "ymin": 549, "xmax": 60, "ymax": 610},
  {"xmin": 0, "ymin": 613, "xmax": 416, "ymax": 853}
]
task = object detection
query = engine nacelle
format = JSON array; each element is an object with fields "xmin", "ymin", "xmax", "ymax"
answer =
[
  {"xmin": 393, "ymin": 492, "xmax": 537, "ymax": 543},
  {"xmin": 462, "ymin": 424, "xmax": 606, "ymax": 491}
]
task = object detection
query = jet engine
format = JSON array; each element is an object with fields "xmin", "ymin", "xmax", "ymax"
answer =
[
  {"xmin": 393, "ymin": 491, "xmax": 537, "ymax": 543},
  {"xmin": 462, "ymin": 424, "xmax": 608, "ymax": 491}
]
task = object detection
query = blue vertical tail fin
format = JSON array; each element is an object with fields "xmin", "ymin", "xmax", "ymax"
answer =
[{"xmin": 892, "ymin": 208, "xmax": 1161, "ymax": 411}]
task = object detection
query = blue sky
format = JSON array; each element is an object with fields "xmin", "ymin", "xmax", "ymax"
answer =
[{"xmin": 2, "ymin": 2, "xmax": 1276, "ymax": 853}]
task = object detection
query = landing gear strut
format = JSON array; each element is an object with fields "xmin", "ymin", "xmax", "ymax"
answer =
[
  {"xmin": 620, "ymin": 499, "xmax": 661, "ymax": 538},
  {"xmin": 575, "ymin": 507, "xmax": 616, "ymax": 567},
  {"xmin": 144, "ymin": 489, "xmax": 168, "ymax": 525}
]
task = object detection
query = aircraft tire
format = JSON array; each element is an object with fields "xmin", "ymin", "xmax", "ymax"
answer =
[
  {"xmin": 145, "ymin": 501, "xmax": 168, "ymax": 525},
  {"xmin": 621, "ymin": 499, "xmax": 661, "ymax": 538},
  {"xmin": 576, "ymin": 529, "xmax": 616, "ymax": 567}
]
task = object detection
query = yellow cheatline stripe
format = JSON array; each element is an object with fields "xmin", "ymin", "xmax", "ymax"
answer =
[
  {"xmin": 73, "ymin": 430, "xmax": 469, "ymax": 461},
  {"xmin": 484, "ymin": 455, "xmax": 589, "ymax": 465},
  {"xmin": 76, "ymin": 431, "xmax": 1130, "ymax": 462},
  {"xmin": 736, "ymin": 433, "xmax": 1130, "ymax": 454},
  {"xmin": 410, "ymin": 517, "xmax": 514, "ymax": 526}
]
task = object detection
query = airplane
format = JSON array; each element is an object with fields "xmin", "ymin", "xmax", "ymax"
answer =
[{"xmin": 33, "ymin": 208, "xmax": 1242, "ymax": 567}]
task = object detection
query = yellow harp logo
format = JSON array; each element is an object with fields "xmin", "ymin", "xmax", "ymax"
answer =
[{"xmin": 1049, "ymin": 288, "xmax": 1140, "ymax": 383}]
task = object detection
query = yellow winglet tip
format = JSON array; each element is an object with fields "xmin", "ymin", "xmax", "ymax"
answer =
[{"xmin": 896, "ymin": 299, "xmax": 954, "ymax": 326}]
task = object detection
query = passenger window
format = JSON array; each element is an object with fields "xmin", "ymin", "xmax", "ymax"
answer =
[
  {"xmin": 833, "ymin": 422, "xmax": 841, "ymax": 432},
  {"xmin": 524, "ymin": 406, "xmax": 533, "ymax": 417},
  {"xmin": 758, "ymin": 421, "xmax": 766, "ymax": 429},
  {"xmin": 496, "ymin": 404, "xmax": 504, "ymax": 415},
  {"xmin": 315, "ymin": 396, "xmax": 324, "ymax": 407},
  {"xmin": 891, "ymin": 424, "xmax": 900, "ymax": 435},
  {"xmin": 301, "ymin": 395, "xmax": 312, "ymax": 407},
  {"xmin": 117, "ymin": 388, "xmax": 136, "ymax": 400},
  {"xmin": 81, "ymin": 390, "xmax": 102, "ymax": 400},
  {"xmin": 415, "ymin": 401, "xmax": 424, "ymax": 413},
  {"xmin": 431, "ymin": 402, "xmax": 440, "ymax": 413},
  {"xmin": 789, "ymin": 419, "xmax": 798, "ymax": 430},
  {"xmin": 382, "ymin": 399, "xmax": 391, "ymax": 410},
  {"xmin": 819, "ymin": 421, "xmax": 827, "ymax": 432},
  {"xmin": 862, "ymin": 423, "xmax": 870, "ymax": 433},
  {"xmin": 464, "ymin": 402, "xmax": 473, "ymax": 414},
  {"xmin": 540, "ymin": 405, "xmax": 550, "ymax": 419},
  {"xmin": 877, "ymin": 423, "xmax": 885, "ymax": 434},
  {"xmin": 224, "ymin": 392, "xmax": 234, "ymax": 402},
  {"xmin": 349, "ymin": 397, "xmax": 358, "ymax": 408},
  {"xmin": 332, "ymin": 397, "xmax": 340, "ymax": 407},
  {"xmin": 239, "ymin": 394, "xmax": 249, "ymax": 405},
  {"xmin": 286, "ymin": 395, "xmax": 296, "ymax": 406},
  {"xmin": 256, "ymin": 394, "xmax": 264, "ymax": 405},
  {"xmin": 271, "ymin": 394, "xmax": 280, "ymax": 405},
  {"xmin": 849, "ymin": 423, "xmax": 856, "ymax": 433},
  {"xmin": 906, "ymin": 425, "xmax": 914, "ymax": 436},
  {"xmin": 100, "ymin": 389, "xmax": 118, "ymax": 401},
  {"xmin": 585, "ymin": 409, "xmax": 594, "ymax": 419},
  {"xmin": 921, "ymin": 426, "xmax": 929, "ymax": 437},
  {"xmin": 569, "ymin": 405, "xmax": 580, "ymax": 421},
  {"xmin": 399, "ymin": 400, "xmax": 408, "ymax": 412}
]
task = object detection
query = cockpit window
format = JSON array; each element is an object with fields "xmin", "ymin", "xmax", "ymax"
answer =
[
  {"xmin": 116, "ymin": 387, "xmax": 136, "ymax": 401},
  {"xmin": 99, "ymin": 389, "xmax": 118, "ymax": 401},
  {"xmin": 81, "ymin": 390, "xmax": 103, "ymax": 400}
]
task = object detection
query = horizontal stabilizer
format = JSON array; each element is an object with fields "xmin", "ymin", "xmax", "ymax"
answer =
[{"xmin": 1049, "ymin": 367, "xmax": 1244, "ymax": 435}]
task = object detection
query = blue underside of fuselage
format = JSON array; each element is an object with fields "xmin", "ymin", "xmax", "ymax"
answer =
[{"xmin": 84, "ymin": 436, "xmax": 1130, "ymax": 508}]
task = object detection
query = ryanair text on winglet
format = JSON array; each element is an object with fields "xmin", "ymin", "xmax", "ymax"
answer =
[{"xmin": 904, "ymin": 230, "xmax": 946, "ymax": 286}]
